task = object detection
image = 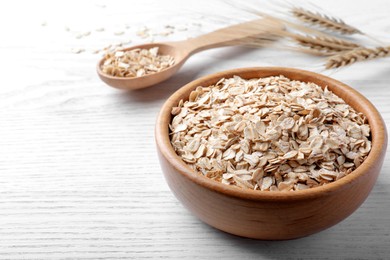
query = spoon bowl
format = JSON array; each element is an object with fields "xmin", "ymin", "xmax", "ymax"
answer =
[{"xmin": 97, "ymin": 43, "xmax": 188, "ymax": 90}]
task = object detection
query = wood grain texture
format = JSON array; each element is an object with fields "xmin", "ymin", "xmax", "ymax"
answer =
[{"xmin": 0, "ymin": 0, "xmax": 389, "ymax": 259}]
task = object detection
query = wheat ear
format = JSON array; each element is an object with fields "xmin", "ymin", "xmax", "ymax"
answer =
[
  {"xmin": 326, "ymin": 46, "xmax": 390, "ymax": 69},
  {"xmin": 284, "ymin": 33, "xmax": 360, "ymax": 54},
  {"xmin": 291, "ymin": 7, "xmax": 361, "ymax": 35},
  {"xmin": 245, "ymin": 40, "xmax": 340, "ymax": 56},
  {"xmin": 244, "ymin": 34, "xmax": 347, "ymax": 57}
]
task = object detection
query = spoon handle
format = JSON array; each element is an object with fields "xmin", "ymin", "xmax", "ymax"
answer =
[{"xmin": 177, "ymin": 18, "xmax": 281, "ymax": 54}]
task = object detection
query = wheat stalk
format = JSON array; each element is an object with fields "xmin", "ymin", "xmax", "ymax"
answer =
[
  {"xmin": 326, "ymin": 46, "xmax": 390, "ymax": 69},
  {"xmin": 227, "ymin": 2, "xmax": 389, "ymax": 69},
  {"xmin": 247, "ymin": 15, "xmax": 361, "ymax": 55},
  {"xmin": 291, "ymin": 7, "xmax": 361, "ymax": 35}
]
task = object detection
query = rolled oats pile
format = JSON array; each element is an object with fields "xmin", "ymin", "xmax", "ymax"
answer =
[
  {"xmin": 170, "ymin": 75, "xmax": 371, "ymax": 191},
  {"xmin": 101, "ymin": 47, "xmax": 175, "ymax": 77}
]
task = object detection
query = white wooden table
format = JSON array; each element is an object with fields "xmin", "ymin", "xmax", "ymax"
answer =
[{"xmin": 1, "ymin": 0, "xmax": 389, "ymax": 259}]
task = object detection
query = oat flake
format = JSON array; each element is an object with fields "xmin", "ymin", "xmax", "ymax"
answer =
[{"xmin": 170, "ymin": 75, "xmax": 371, "ymax": 191}]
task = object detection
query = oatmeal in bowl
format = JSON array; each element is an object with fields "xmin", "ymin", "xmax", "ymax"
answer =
[{"xmin": 169, "ymin": 75, "xmax": 372, "ymax": 192}]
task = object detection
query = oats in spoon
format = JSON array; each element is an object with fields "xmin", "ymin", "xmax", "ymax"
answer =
[{"xmin": 101, "ymin": 47, "xmax": 175, "ymax": 78}]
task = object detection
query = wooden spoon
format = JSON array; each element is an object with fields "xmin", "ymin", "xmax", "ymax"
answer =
[{"xmin": 97, "ymin": 18, "xmax": 282, "ymax": 90}]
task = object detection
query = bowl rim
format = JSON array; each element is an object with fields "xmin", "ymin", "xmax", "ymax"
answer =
[{"xmin": 155, "ymin": 67, "xmax": 387, "ymax": 202}]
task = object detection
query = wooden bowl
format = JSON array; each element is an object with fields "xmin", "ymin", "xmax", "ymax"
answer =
[{"xmin": 155, "ymin": 67, "xmax": 387, "ymax": 240}]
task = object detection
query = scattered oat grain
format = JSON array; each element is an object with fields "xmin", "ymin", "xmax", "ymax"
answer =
[
  {"xmin": 71, "ymin": 48, "xmax": 85, "ymax": 54},
  {"xmin": 114, "ymin": 31, "xmax": 125, "ymax": 36}
]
